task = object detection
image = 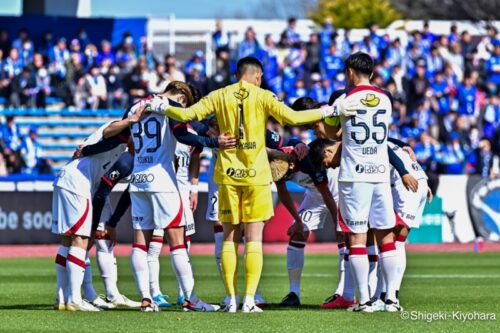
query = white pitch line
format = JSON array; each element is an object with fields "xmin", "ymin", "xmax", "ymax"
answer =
[{"xmin": 192, "ymin": 273, "xmax": 500, "ymax": 279}]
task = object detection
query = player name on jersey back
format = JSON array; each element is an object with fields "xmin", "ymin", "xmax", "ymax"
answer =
[
  {"xmin": 129, "ymin": 113, "xmax": 178, "ymax": 192},
  {"xmin": 388, "ymin": 141, "xmax": 428, "ymax": 184},
  {"xmin": 339, "ymin": 86, "xmax": 392, "ymax": 183},
  {"xmin": 54, "ymin": 121, "xmax": 126, "ymax": 197}
]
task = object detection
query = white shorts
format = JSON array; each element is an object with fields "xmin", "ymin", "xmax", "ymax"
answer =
[
  {"xmin": 392, "ymin": 178, "xmax": 428, "ymax": 229},
  {"xmin": 338, "ymin": 182, "xmax": 395, "ymax": 234},
  {"xmin": 180, "ymin": 189, "xmax": 196, "ymax": 236},
  {"xmin": 51, "ymin": 186, "xmax": 93, "ymax": 237},
  {"xmin": 205, "ymin": 180, "xmax": 219, "ymax": 222},
  {"xmin": 131, "ymin": 192, "xmax": 183, "ymax": 230},
  {"xmin": 293, "ymin": 191, "xmax": 329, "ymax": 232}
]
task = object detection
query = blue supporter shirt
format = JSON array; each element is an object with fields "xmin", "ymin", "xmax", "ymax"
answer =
[
  {"xmin": 321, "ymin": 53, "xmax": 344, "ymax": 79},
  {"xmin": 457, "ymin": 84, "xmax": 476, "ymax": 116},
  {"xmin": 486, "ymin": 55, "xmax": 500, "ymax": 84},
  {"xmin": 431, "ymin": 81, "xmax": 451, "ymax": 114}
]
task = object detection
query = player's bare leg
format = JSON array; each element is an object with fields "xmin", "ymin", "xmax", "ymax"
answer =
[
  {"xmin": 131, "ymin": 229, "xmax": 157, "ymax": 311},
  {"xmin": 221, "ymin": 223, "xmax": 241, "ymax": 312},
  {"xmin": 54, "ymin": 236, "xmax": 72, "ymax": 310},
  {"xmin": 346, "ymin": 232, "xmax": 373, "ymax": 312},
  {"xmin": 375, "ymin": 228, "xmax": 402, "ymax": 312},
  {"xmin": 241, "ymin": 221, "xmax": 264, "ymax": 313},
  {"xmin": 167, "ymin": 226, "xmax": 220, "ymax": 312},
  {"xmin": 281, "ymin": 230, "xmax": 309, "ymax": 307}
]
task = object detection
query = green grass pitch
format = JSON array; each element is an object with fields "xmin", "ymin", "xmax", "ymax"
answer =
[{"xmin": 0, "ymin": 252, "xmax": 499, "ymax": 333}]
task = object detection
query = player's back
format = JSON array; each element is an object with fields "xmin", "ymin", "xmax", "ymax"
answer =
[
  {"xmin": 339, "ymin": 86, "xmax": 392, "ymax": 183},
  {"xmin": 209, "ymin": 80, "xmax": 274, "ymax": 186},
  {"xmin": 129, "ymin": 112, "xmax": 178, "ymax": 192},
  {"xmin": 54, "ymin": 122, "xmax": 126, "ymax": 197},
  {"xmin": 388, "ymin": 141, "xmax": 428, "ymax": 184}
]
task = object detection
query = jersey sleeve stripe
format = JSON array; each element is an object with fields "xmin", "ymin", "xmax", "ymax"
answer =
[{"xmin": 101, "ymin": 176, "xmax": 113, "ymax": 187}]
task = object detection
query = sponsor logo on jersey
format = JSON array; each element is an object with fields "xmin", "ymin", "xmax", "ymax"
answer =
[
  {"xmin": 411, "ymin": 163, "xmax": 421, "ymax": 171},
  {"xmin": 226, "ymin": 167, "xmax": 257, "ymax": 178},
  {"xmin": 345, "ymin": 219, "xmax": 368, "ymax": 226},
  {"xmin": 233, "ymin": 86, "xmax": 250, "ymax": 101},
  {"xmin": 360, "ymin": 93, "xmax": 380, "ymax": 107},
  {"xmin": 237, "ymin": 141, "xmax": 257, "ymax": 150},
  {"xmin": 131, "ymin": 173, "xmax": 155, "ymax": 183},
  {"xmin": 220, "ymin": 209, "xmax": 232, "ymax": 215},
  {"xmin": 355, "ymin": 164, "xmax": 386, "ymax": 174}
]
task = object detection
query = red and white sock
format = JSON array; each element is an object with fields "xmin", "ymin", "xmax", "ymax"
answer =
[
  {"xmin": 367, "ymin": 245, "xmax": 379, "ymax": 298},
  {"xmin": 342, "ymin": 250, "xmax": 356, "ymax": 301},
  {"xmin": 214, "ymin": 225, "xmax": 224, "ymax": 277},
  {"xmin": 148, "ymin": 233, "xmax": 164, "ymax": 297},
  {"xmin": 349, "ymin": 245, "xmax": 370, "ymax": 304},
  {"xmin": 131, "ymin": 243, "xmax": 151, "ymax": 300},
  {"xmin": 55, "ymin": 245, "xmax": 69, "ymax": 303},
  {"xmin": 334, "ymin": 242, "xmax": 346, "ymax": 296},
  {"xmin": 82, "ymin": 255, "xmax": 97, "ymax": 301},
  {"xmin": 379, "ymin": 242, "xmax": 399, "ymax": 302},
  {"xmin": 287, "ymin": 241, "xmax": 305, "ymax": 298},
  {"xmin": 170, "ymin": 245, "xmax": 195, "ymax": 302},
  {"xmin": 66, "ymin": 246, "xmax": 87, "ymax": 304},
  {"xmin": 395, "ymin": 234, "xmax": 407, "ymax": 292},
  {"xmin": 96, "ymin": 238, "xmax": 120, "ymax": 300}
]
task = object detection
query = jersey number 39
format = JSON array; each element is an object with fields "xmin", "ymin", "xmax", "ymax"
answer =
[{"xmin": 132, "ymin": 118, "xmax": 162, "ymax": 153}]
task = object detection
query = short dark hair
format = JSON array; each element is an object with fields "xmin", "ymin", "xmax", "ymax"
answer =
[
  {"xmin": 187, "ymin": 83, "xmax": 202, "ymax": 104},
  {"xmin": 236, "ymin": 56, "xmax": 263, "ymax": 77},
  {"xmin": 344, "ymin": 51, "xmax": 374, "ymax": 76},
  {"xmin": 291, "ymin": 97, "xmax": 320, "ymax": 111},
  {"xmin": 308, "ymin": 138, "xmax": 336, "ymax": 171}
]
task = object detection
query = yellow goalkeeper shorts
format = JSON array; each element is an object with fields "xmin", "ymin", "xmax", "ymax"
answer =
[{"xmin": 218, "ymin": 184, "xmax": 274, "ymax": 224}]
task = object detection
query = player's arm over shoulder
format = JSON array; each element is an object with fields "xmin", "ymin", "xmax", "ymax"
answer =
[
  {"xmin": 166, "ymin": 91, "xmax": 218, "ymax": 122},
  {"xmin": 264, "ymin": 90, "xmax": 323, "ymax": 126}
]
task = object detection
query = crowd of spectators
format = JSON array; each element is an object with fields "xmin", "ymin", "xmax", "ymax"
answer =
[{"xmin": 0, "ymin": 18, "xmax": 499, "ymax": 178}]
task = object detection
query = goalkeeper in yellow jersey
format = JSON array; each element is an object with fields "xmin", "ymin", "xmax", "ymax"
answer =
[{"xmin": 146, "ymin": 56, "xmax": 356, "ymax": 313}]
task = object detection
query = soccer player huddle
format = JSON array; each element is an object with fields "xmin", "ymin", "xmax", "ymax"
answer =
[{"xmin": 51, "ymin": 52, "xmax": 432, "ymax": 314}]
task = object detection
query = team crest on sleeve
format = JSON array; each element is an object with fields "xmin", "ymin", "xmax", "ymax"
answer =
[
  {"xmin": 360, "ymin": 93, "xmax": 380, "ymax": 107},
  {"xmin": 109, "ymin": 170, "xmax": 121, "ymax": 180}
]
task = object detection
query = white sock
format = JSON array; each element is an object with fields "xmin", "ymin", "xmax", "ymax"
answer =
[
  {"xmin": 170, "ymin": 246, "xmax": 195, "ymax": 302},
  {"xmin": 287, "ymin": 243, "xmax": 305, "ymax": 298},
  {"xmin": 214, "ymin": 230, "xmax": 224, "ymax": 277},
  {"xmin": 131, "ymin": 244, "xmax": 151, "ymax": 300},
  {"xmin": 148, "ymin": 237, "xmax": 163, "ymax": 297},
  {"xmin": 66, "ymin": 246, "xmax": 87, "ymax": 304},
  {"xmin": 379, "ymin": 242, "xmax": 399, "ymax": 303},
  {"xmin": 367, "ymin": 245, "xmax": 379, "ymax": 299},
  {"xmin": 55, "ymin": 245, "xmax": 69, "ymax": 303},
  {"xmin": 342, "ymin": 250, "xmax": 355, "ymax": 301},
  {"xmin": 372, "ymin": 265, "xmax": 386, "ymax": 299},
  {"xmin": 83, "ymin": 255, "xmax": 97, "ymax": 301},
  {"xmin": 349, "ymin": 245, "xmax": 370, "ymax": 304},
  {"xmin": 334, "ymin": 243, "xmax": 346, "ymax": 295},
  {"xmin": 96, "ymin": 239, "xmax": 120, "ymax": 300},
  {"xmin": 395, "ymin": 236, "xmax": 407, "ymax": 293}
]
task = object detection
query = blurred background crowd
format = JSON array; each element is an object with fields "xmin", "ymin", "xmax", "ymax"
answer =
[{"xmin": 0, "ymin": 17, "xmax": 499, "ymax": 179}]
